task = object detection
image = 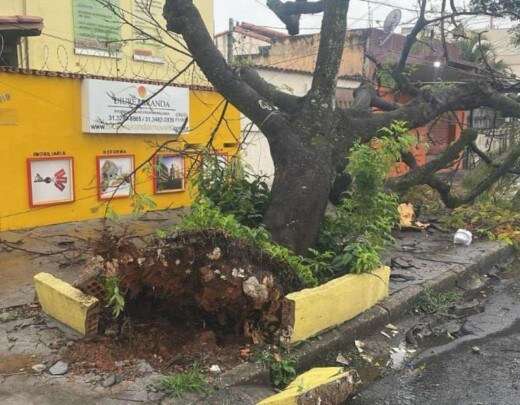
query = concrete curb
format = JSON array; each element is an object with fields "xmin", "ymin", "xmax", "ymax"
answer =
[{"xmin": 220, "ymin": 242, "xmax": 515, "ymax": 387}]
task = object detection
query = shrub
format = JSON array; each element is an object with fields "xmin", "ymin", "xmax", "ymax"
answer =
[
  {"xmin": 193, "ymin": 152, "xmax": 271, "ymax": 227},
  {"xmin": 315, "ymin": 121, "xmax": 413, "ymax": 278},
  {"xmin": 179, "ymin": 198, "xmax": 318, "ymax": 287}
]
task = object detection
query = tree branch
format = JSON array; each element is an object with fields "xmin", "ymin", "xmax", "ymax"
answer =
[
  {"xmin": 470, "ymin": 142, "xmax": 520, "ymax": 175},
  {"xmin": 429, "ymin": 143, "xmax": 520, "ymax": 208},
  {"xmin": 163, "ymin": 0, "xmax": 294, "ymax": 148},
  {"xmin": 395, "ymin": 0, "xmax": 427, "ymax": 75},
  {"xmin": 267, "ymin": 0, "xmax": 325, "ymax": 35},
  {"xmin": 238, "ymin": 67, "xmax": 302, "ymax": 113},
  {"xmin": 308, "ymin": 0, "xmax": 349, "ymax": 105},
  {"xmin": 357, "ymin": 82, "xmax": 520, "ymax": 139},
  {"xmin": 388, "ymin": 128, "xmax": 478, "ymax": 193}
]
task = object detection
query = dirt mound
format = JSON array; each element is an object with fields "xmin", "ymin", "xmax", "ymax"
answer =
[{"xmin": 77, "ymin": 228, "xmax": 303, "ymax": 343}]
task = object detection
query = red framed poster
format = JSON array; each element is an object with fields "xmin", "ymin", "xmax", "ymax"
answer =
[
  {"xmin": 96, "ymin": 154, "xmax": 135, "ymax": 200},
  {"xmin": 27, "ymin": 156, "xmax": 75, "ymax": 207},
  {"xmin": 153, "ymin": 154, "xmax": 186, "ymax": 194}
]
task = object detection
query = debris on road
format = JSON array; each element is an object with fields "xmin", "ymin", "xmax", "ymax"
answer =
[
  {"xmin": 48, "ymin": 360, "xmax": 69, "ymax": 376},
  {"xmin": 101, "ymin": 374, "xmax": 118, "ymax": 388},
  {"xmin": 454, "ymin": 229, "xmax": 473, "ymax": 246},
  {"xmin": 336, "ymin": 353, "xmax": 351, "ymax": 366},
  {"xmin": 31, "ymin": 364, "xmax": 46, "ymax": 373}
]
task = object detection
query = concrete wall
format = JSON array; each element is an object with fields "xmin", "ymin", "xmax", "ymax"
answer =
[
  {"xmin": 0, "ymin": 70, "xmax": 240, "ymax": 231},
  {"xmin": 484, "ymin": 29, "xmax": 520, "ymax": 77},
  {"xmin": 249, "ymin": 32, "xmax": 367, "ymax": 78},
  {"xmin": 0, "ymin": 0, "xmax": 213, "ymax": 84}
]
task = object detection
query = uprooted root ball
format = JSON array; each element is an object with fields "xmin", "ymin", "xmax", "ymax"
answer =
[{"xmin": 76, "ymin": 229, "xmax": 303, "ymax": 344}]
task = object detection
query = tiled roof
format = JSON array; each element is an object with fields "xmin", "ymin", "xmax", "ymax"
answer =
[
  {"xmin": 251, "ymin": 63, "xmax": 364, "ymax": 81},
  {"xmin": 215, "ymin": 22, "xmax": 287, "ymax": 43}
]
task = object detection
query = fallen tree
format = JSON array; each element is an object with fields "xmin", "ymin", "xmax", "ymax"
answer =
[{"xmin": 160, "ymin": 0, "xmax": 520, "ymax": 254}]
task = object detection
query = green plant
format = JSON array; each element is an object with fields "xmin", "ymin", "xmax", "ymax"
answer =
[
  {"xmin": 179, "ymin": 198, "xmax": 318, "ymax": 287},
  {"xmin": 131, "ymin": 193, "xmax": 157, "ymax": 218},
  {"xmin": 103, "ymin": 276, "xmax": 125, "ymax": 319},
  {"xmin": 315, "ymin": 121, "xmax": 413, "ymax": 278},
  {"xmin": 441, "ymin": 198, "xmax": 520, "ymax": 247},
  {"xmin": 270, "ymin": 355, "xmax": 297, "ymax": 389},
  {"xmin": 256, "ymin": 350, "xmax": 296, "ymax": 389},
  {"xmin": 157, "ymin": 364, "xmax": 208, "ymax": 398},
  {"xmin": 414, "ymin": 287, "xmax": 462, "ymax": 314},
  {"xmin": 193, "ymin": 152, "xmax": 271, "ymax": 227}
]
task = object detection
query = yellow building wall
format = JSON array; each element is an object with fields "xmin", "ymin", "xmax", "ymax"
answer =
[
  {"xmin": 2, "ymin": 0, "xmax": 23, "ymax": 14},
  {"xmin": 2, "ymin": 0, "xmax": 213, "ymax": 84},
  {"xmin": 0, "ymin": 71, "xmax": 239, "ymax": 231}
]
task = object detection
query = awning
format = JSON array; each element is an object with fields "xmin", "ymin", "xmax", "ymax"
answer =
[{"xmin": 0, "ymin": 15, "xmax": 43, "ymax": 37}]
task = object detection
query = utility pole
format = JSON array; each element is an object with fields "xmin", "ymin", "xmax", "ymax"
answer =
[{"xmin": 227, "ymin": 18, "xmax": 234, "ymax": 63}]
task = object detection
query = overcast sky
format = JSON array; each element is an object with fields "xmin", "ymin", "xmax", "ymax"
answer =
[{"xmin": 213, "ymin": 0, "xmax": 510, "ymax": 35}]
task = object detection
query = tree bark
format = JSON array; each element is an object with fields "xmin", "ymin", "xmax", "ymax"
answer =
[{"xmin": 264, "ymin": 138, "xmax": 334, "ymax": 254}]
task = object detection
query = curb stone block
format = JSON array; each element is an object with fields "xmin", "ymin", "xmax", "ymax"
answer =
[
  {"xmin": 293, "ymin": 305, "xmax": 389, "ymax": 372},
  {"xmin": 422, "ymin": 268, "xmax": 460, "ymax": 292},
  {"xmin": 34, "ymin": 272, "xmax": 100, "ymax": 336},
  {"xmin": 282, "ymin": 266, "xmax": 390, "ymax": 343},
  {"xmin": 378, "ymin": 285, "xmax": 423, "ymax": 321},
  {"xmin": 257, "ymin": 367, "xmax": 355, "ymax": 405},
  {"xmin": 219, "ymin": 243, "xmax": 515, "ymax": 387}
]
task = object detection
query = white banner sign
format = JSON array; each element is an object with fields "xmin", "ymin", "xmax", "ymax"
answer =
[{"xmin": 82, "ymin": 79, "xmax": 189, "ymax": 134}]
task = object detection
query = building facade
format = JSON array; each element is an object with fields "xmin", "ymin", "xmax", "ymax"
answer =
[
  {"xmin": 0, "ymin": 1, "xmax": 243, "ymax": 232},
  {"xmin": 214, "ymin": 22, "xmax": 287, "ymax": 62},
  {"xmin": 484, "ymin": 28, "xmax": 520, "ymax": 77},
  {"xmin": 0, "ymin": 68, "xmax": 239, "ymax": 231},
  {"xmin": 0, "ymin": 0, "xmax": 213, "ymax": 84}
]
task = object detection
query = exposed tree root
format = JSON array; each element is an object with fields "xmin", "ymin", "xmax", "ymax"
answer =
[{"xmin": 77, "ymin": 229, "xmax": 304, "ymax": 344}]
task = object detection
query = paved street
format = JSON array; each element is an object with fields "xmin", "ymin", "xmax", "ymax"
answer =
[{"xmin": 351, "ymin": 270, "xmax": 520, "ymax": 405}]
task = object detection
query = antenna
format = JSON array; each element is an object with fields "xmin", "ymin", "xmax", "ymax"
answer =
[{"xmin": 380, "ymin": 9, "xmax": 402, "ymax": 45}]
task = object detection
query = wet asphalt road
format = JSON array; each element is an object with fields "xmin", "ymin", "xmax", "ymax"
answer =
[{"xmin": 351, "ymin": 275, "xmax": 520, "ymax": 405}]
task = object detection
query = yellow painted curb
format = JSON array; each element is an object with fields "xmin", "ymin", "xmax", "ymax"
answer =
[
  {"xmin": 34, "ymin": 272, "xmax": 100, "ymax": 336},
  {"xmin": 283, "ymin": 266, "xmax": 390, "ymax": 343},
  {"xmin": 258, "ymin": 367, "xmax": 354, "ymax": 405}
]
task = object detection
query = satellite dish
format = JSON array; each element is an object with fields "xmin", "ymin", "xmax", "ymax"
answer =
[
  {"xmin": 380, "ymin": 9, "xmax": 402, "ymax": 45},
  {"xmin": 383, "ymin": 9, "xmax": 402, "ymax": 34}
]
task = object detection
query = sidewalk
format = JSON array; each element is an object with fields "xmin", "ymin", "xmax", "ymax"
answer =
[
  {"xmin": 0, "ymin": 209, "xmax": 187, "ymax": 309},
  {"xmin": 0, "ymin": 219, "xmax": 514, "ymax": 404}
]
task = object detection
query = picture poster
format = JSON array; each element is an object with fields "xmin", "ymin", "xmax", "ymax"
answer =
[
  {"xmin": 154, "ymin": 155, "xmax": 185, "ymax": 193},
  {"xmin": 132, "ymin": 0, "xmax": 165, "ymax": 63},
  {"xmin": 28, "ymin": 158, "xmax": 74, "ymax": 206},
  {"xmin": 72, "ymin": 0, "xmax": 122, "ymax": 54},
  {"xmin": 98, "ymin": 155, "xmax": 134, "ymax": 199},
  {"xmin": 82, "ymin": 78, "xmax": 190, "ymax": 134}
]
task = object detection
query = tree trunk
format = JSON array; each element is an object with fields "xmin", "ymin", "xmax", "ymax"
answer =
[{"xmin": 264, "ymin": 144, "xmax": 334, "ymax": 255}]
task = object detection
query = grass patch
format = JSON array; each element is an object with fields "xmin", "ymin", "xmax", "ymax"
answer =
[
  {"xmin": 157, "ymin": 364, "xmax": 208, "ymax": 398},
  {"xmin": 413, "ymin": 287, "xmax": 462, "ymax": 314}
]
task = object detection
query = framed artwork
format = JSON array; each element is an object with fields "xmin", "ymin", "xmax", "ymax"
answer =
[
  {"xmin": 27, "ymin": 157, "xmax": 75, "ymax": 207},
  {"xmin": 96, "ymin": 155, "xmax": 135, "ymax": 200},
  {"xmin": 153, "ymin": 154, "xmax": 185, "ymax": 194}
]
